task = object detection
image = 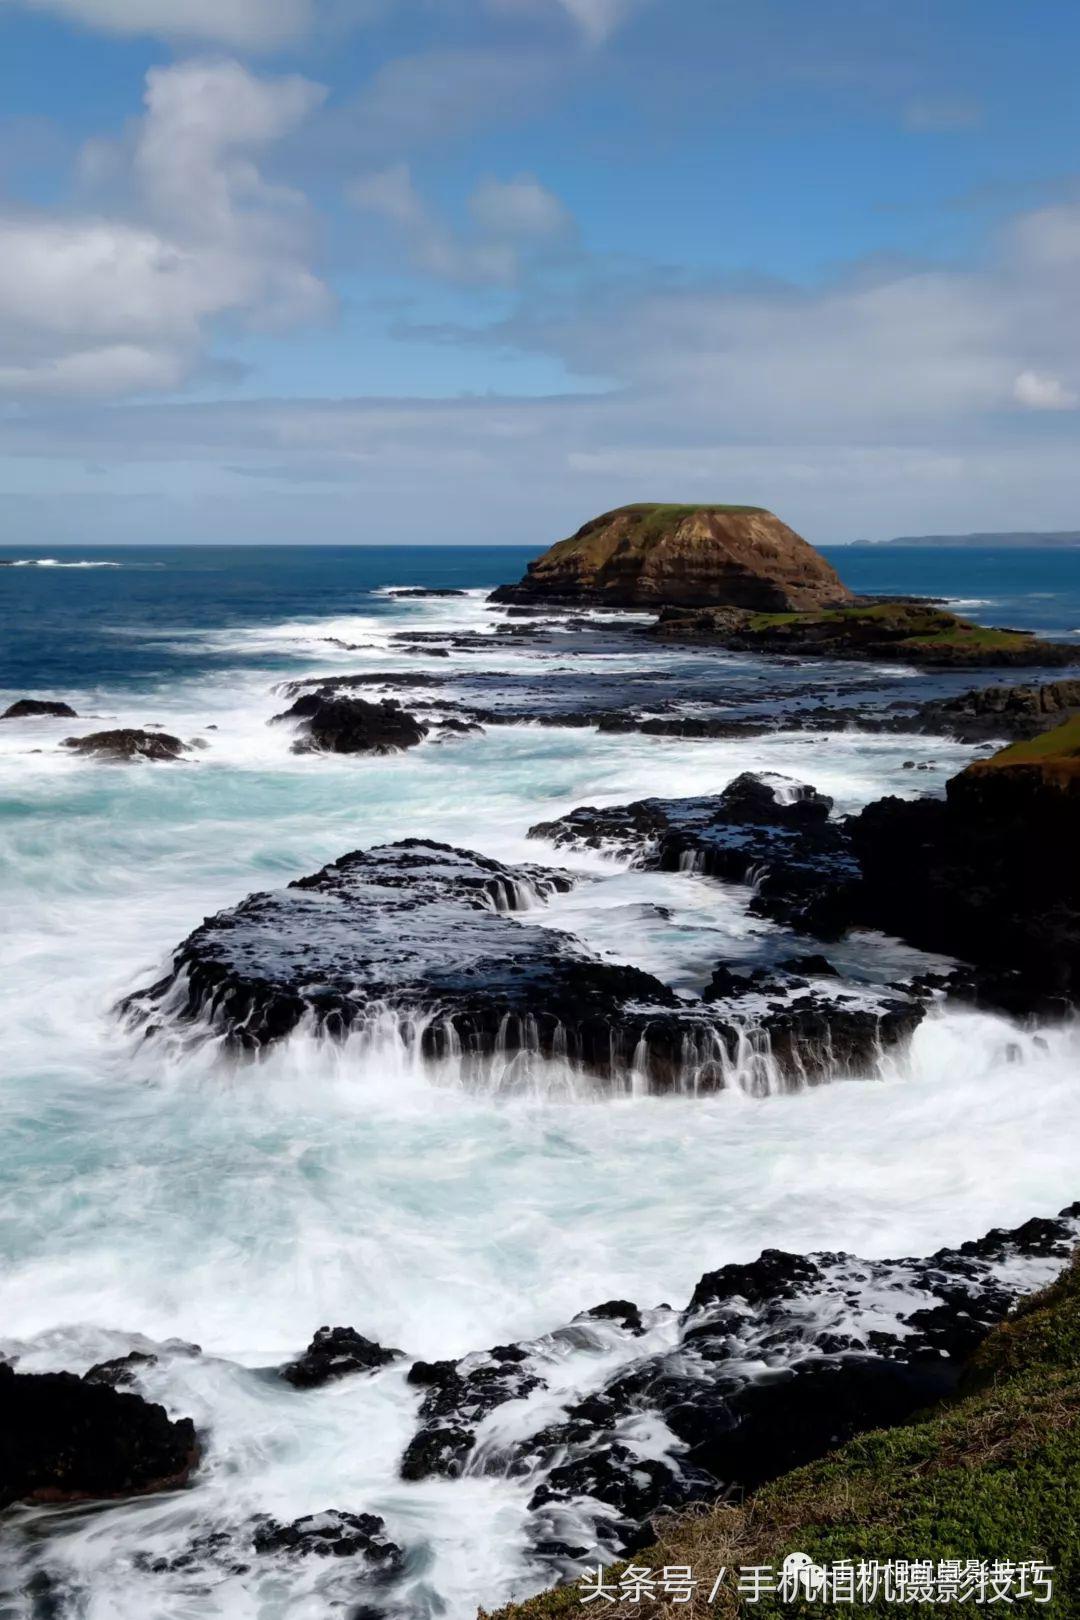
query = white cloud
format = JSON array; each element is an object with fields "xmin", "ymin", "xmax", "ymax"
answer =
[
  {"xmin": 487, "ymin": 0, "xmax": 642, "ymax": 43},
  {"xmin": 554, "ymin": 0, "xmax": 640, "ymax": 42},
  {"xmin": 0, "ymin": 0, "xmax": 314, "ymax": 48},
  {"xmin": 348, "ymin": 163, "xmax": 571, "ymax": 285},
  {"xmin": 1013, "ymin": 369, "xmax": 1078, "ymax": 411},
  {"xmin": 0, "ymin": 59, "xmax": 330, "ymax": 398},
  {"xmin": 469, "ymin": 174, "xmax": 572, "ymax": 240}
]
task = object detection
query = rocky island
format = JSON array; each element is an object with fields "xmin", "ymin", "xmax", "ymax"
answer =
[
  {"xmin": 489, "ymin": 504, "xmax": 853, "ymax": 611},
  {"xmin": 491, "ymin": 505, "xmax": 1078, "ymax": 668}
]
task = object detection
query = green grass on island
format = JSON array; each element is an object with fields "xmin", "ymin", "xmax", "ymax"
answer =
[
  {"xmin": 744, "ymin": 602, "xmax": 1043, "ymax": 656},
  {"xmin": 484, "ymin": 1253, "xmax": 1080, "ymax": 1620},
  {"xmin": 981, "ymin": 715, "xmax": 1080, "ymax": 767}
]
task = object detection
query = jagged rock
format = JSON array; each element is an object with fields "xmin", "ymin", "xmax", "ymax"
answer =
[
  {"xmin": 778, "ymin": 954, "xmax": 839, "ymax": 976},
  {"xmin": 83, "ymin": 1351, "xmax": 157, "ymax": 1388},
  {"xmin": 490, "ymin": 505, "xmax": 852, "ymax": 612},
  {"xmin": 2, "ymin": 698, "xmax": 77, "ymax": 719},
  {"xmin": 505, "ymin": 1206, "xmax": 1080, "ymax": 1563},
  {"xmin": 138, "ymin": 1509, "xmax": 403, "ymax": 1578},
  {"xmin": 401, "ymin": 1347, "xmax": 545, "ymax": 1481},
  {"xmin": 575, "ymin": 1301, "xmax": 646, "ymax": 1335},
  {"xmin": 910, "ymin": 677, "xmax": 1080, "ymax": 742},
  {"xmin": 273, "ymin": 694, "xmax": 428, "ymax": 755},
  {"xmin": 62, "ymin": 729, "xmax": 187, "ymax": 762},
  {"xmin": 251, "ymin": 1510, "xmax": 403, "ymax": 1566},
  {"xmin": 0, "ymin": 1363, "xmax": 198, "ymax": 1507},
  {"xmin": 531, "ymin": 772, "xmax": 860, "ymax": 937},
  {"xmin": 280, "ymin": 1326, "xmax": 403, "ymax": 1389}
]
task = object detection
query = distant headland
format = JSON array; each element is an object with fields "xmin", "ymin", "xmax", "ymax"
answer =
[{"xmin": 880, "ymin": 531, "xmax": 1080, "ymax": 548}]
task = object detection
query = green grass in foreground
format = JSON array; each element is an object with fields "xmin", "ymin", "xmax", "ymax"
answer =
[{"xmin": 485, "ymin": 1255, "xmax": 1080, "ymax": 1619}]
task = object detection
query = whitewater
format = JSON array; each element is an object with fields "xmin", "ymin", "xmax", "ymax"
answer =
[{"xmin": 2, "ymin": 579, "xmax": 1079, "ymax": 1618}]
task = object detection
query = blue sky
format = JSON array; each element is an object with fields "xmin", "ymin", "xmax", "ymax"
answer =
[{"xmin": 0, "ymin": 0, "xmax": 1078, "ymax": 544}]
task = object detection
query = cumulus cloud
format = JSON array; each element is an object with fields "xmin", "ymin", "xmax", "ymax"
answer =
[
  {"xmin": 469, "ymin": 175, "xmax": 572, "ymax": 240},
  {"xmin": 0, "ymin": 58, "xmax": 330, "ymax": 398},
  {"xmin": 348, "ymin": 163, "xmax": 572, "ymax": 284},
  {"xmin": 0, "ymin": 0, "xmax": 314, "ymax": 48},
  {"xmin": 1013, "ymin": 370, "xmax": 1078, "ymax": 410}
]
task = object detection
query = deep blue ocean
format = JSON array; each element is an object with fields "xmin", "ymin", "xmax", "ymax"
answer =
[{"xmin": 2, "ymin": 543, "xmax": 1079, "ymax": 692}]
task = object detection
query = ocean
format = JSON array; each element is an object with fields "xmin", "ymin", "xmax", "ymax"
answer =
[{"xmin": 1, "ymin": 543, "xmax": 1079, "ymax": 1619}]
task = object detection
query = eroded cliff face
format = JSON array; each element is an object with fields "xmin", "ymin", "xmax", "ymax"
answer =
[{"xmin": 490, "ymin": 504, "xmax": 853, "ymax": 611}]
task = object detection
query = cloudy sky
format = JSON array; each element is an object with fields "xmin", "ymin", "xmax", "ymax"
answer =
[{"xmin": 1, "ymin": 0, "xmax": 1078, "ymax": 545}]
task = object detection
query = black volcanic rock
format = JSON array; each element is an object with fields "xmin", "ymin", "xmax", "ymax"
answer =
[
  {"xmin": 120, "ymin": 839, "xmax": 696, "ymax": 1081},
  {"xmin": 909, "ymin": 676, "xmax": 1080, "ymax": 743},
  {"xmin": 62, "ymin": 729, "xmax": 187, "ymax": 762},
  {"xmin": 280, "ymin": 1327, "xmax": 403, "ymax": 1389},
  {"xmin": 273, "ymin": 694, "xmax": 428, "ymax": 755},
  {"xmin": 503, "ymin": 1206, "xmax": 1079, "ymax": 1563},
  {"xmin": 400, "ymin": 1346, "xmax": 545, "ymax": 1481},
  {"xmin": 0, "ymin": 1363, "xmax": 198, "ymax": 1507},
  {"xmin": 2, "ymin": 698, "xmax": 77, "ymax": 719},
  {"xmin": 121, "ymin": 836, "xmax": 921, "ymax": 1090},
  {"xmin": 251, "ymin": 1510, "xmax": 403, "ymax": 1567},
  {"xmin": 387, "ymin": 587, "xmax": 467, "ymax": 599},
  {"xmin": 531, "ymin": 772, "xmax": 860, "ymax": 937},
  {"xmin": 83, "ymin": 1351, "xmax": 158, "ymax": 1389}
]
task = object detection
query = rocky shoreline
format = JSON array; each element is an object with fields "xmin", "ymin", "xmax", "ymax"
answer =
[{"xmin": 5, "ymin": 1203, "xmax": 1076, "ymax": 1615}]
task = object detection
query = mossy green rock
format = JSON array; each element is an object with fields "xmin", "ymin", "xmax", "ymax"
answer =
[{"xmin": 490, "ymin": 504, "xmax": 853, "ymax": 611}]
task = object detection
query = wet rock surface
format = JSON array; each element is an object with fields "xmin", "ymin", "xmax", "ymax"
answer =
[
  {"xmin": 135, "ymin": 1509, "xmax": 404, "ymax": 1578},
  {"xmin": 401, "ymin": 1347, "xmax": 545, "ymax": 1480},
  {"xmin": 2, "ymin": 698, "xmax": 77, "ymax": 719},
  {"xmin": 280, "ymin": 1326, "xmax": 404, "ymax": 1389},
  {"xmin": 273, "ymin": 694, "xmax": 429, "ymax": 754},
  {"xmin": 122, "ymin": 835, "xmax": 922, "ymax": 1089},
  {"xmin": 0, "ymin": 1363, "xmax": 199, "ymax": 1508},
  {"xmin": 83, "ymin": 1350, "xmax": 158, "ymax": 1389},
  {"xmin": 386, "ymin": 587, "xmax": 467, "ymax": 598},
  {"xmin": 61, "ymin": 729, "xmax": 187, "ymax": 762},
  {"xmin": 251, "ymin": 1510, "xmax": 403, "ymax": 1566},
  {"xmin": 397, "ymin": 1206, "xmax": 1080, "ymax": 1569},
  {"xmin": 531, "ymin": 771, "xmax": 861, "ymax": 937}
]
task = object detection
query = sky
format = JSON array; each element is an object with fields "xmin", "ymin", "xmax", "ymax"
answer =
[{"xmin": 0, "ymin": 0, "xmax": 1078, "ymax": 546}]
